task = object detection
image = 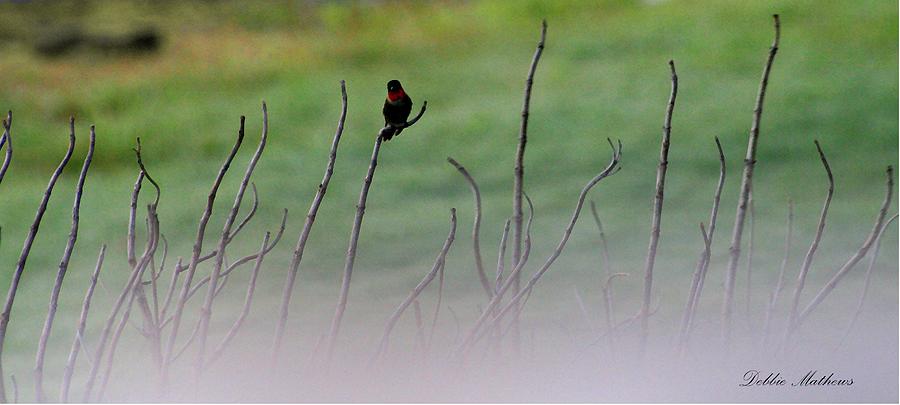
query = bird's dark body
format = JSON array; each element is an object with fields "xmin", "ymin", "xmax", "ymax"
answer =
[{"xmin": 382, "ymin": 80, "xmax": 413, "ymax": 140}]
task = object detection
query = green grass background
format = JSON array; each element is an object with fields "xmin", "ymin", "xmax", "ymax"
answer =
[{"xmin": 0, "ymin": 0, "xmax": 896, "ymax": 400}]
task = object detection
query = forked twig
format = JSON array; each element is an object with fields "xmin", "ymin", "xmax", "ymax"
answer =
[{"xmin": 678, "ymin": 137, "xmax": 726, "ymax": 355}]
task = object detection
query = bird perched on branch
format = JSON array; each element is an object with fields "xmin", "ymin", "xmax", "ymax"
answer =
[{"xmin": 382, "ymin": 79, "xmax": 413, "ymax": 141}]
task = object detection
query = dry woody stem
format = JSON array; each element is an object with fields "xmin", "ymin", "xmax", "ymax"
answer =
[
  {"xmin": 640, "ymin": 60, "xmax": 677, "ymax": 354},
  {"xmin": 722, "ymin": 14, "xmax": 780, "ymax": 347},
  {"xmin": 0, "ymin": 118, "xmax": 76, "ymax": 403},
  {"xmin": 34, "ymin": 123, "xmax": 96, "ymax": 402}
]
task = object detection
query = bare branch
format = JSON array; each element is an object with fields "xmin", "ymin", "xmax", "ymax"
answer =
[
  {"xmin": 329, "ymin": 97, "xmax": 430, "ymax": 361},
  {"xmin": 186, "ymin": 209, "xmax": 288, "ymax": 301},
  {"xmin": 60, "ymin": 244, "xmax": 106, "ymax": 403},
  {"xmin": 230, "ymin": 183, "xmax": 259, "ymax": 243},
  {"xmin": 494, "ymin": 219, "xmax": 512, "ymax": 296},
  {"xmin": 839, "ymin": 213, "xmax": 898, "ymax": 347},
  {"xmin": 640, "ymin": 60, "xmax": 678, "ymax": 354},
  {"xmin": 34, "ymin": 123, "xmax": 95, "ymax": 402},
  {"xmin": 0, "ymin": 110, "xmax": 12, "ymax": 185},
  {"xmin": 602, "ymin": 272, "xmax": 628, "ymax": 355},
  {"xmin": 161, "ymin": 115, "xmax": 245, "ymax": 391},
  {"xmin": 447, "ymin": 157, "xmax": 491, "ymax": 298},
  {"xmin": 458, "ymin": 140, "xmax": 622, "ymax": 357},
  {"xmin": 511, "ymin": 19, "xmax": 547, "ymax": 355},
  {"xmin": 208, "ymin": 232, "xmax": 272, "ymax": 367},
  {"xmin": 84, "ymin": 201, "xmax": 160, "ymax": 402},
  {"xmin": 784, "ymin": 140, "xmax": 834, "ymax": 343},
  {"xmin": 722, "ymin": 14, "xmax": 780, "ymax": 346},
  {"xmin": 373, "ymin": 209, "xmax": 457, "ymax": 363},
  {"xmin": 0, "ymin": 116, "xmax": 76, "ymax": 403},
  {"xmin": 195, "ymin": 102, "xmax": 269, "ymax": 380},
  {"xmin": 762, "ymin": 199, "xmax": 793, "ymax": 344},
  {"xmin": 678, "ymin": 137, "xmax": 726, "ymax": 355},
  {"xmin": 796, "ymin": 166, "xmax": 894, "ymax": 327},
  {"xmin": 274, "ymin": 81, "xmax": 347, "ymax": 363}
]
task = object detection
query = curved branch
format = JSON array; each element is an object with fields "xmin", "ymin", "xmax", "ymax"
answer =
[
  {"xmin": 35, "ymin": 123, "xmax": 96, "ymax": 401},
  {"xmin": 0, "ymin": 117, "xmax": 76, "ymax": 403},
  {"xmin": 796, "ymin": 166, "xmax": 893, "ymax": 327},
  {"xmin": 457, "ymin": 139, "xmax": 622, "ymax": 357},
  {"xmin": 447, "ymin": 157, "xmax": 491, "ymax": 298},
  {"xmin": 785, "ymin": 140, "xmax": 834, "ymax": 340},
  {"xmin": 378, "ymin": 101, "xmax": 428, "ymax": 139},
  {"xmin": 195, "ymin": 102, "xmax": 269, "ymax": 378},
  {"xmin": 0, "ymin": 110, "xmax": 12, "ymax": 185},
  {"xmin": 373, "ymin": 209, "xmax": 457, "ymax": 363}
]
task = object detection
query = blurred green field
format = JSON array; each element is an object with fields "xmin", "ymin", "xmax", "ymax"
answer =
[{"xmin": 0, "ymin": 0, "xmax": 897, "ymax": 400}]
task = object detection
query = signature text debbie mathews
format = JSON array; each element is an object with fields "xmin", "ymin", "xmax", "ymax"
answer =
[{"xmin": 740, "ymin": 370, "xmax": 854, "ymax": 387}]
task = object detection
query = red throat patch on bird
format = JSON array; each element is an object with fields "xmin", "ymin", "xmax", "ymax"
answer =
[{"xmin": 387, "ymin": 89, "xmax": 405, "ymax": 102}]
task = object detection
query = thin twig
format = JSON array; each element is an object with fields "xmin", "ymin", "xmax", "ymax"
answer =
[
  {"xmin": 784, "ymin": 141, "xmax": 834, "ymax": 346},
  {"xmin": 195, "ymin": 102, "xmax": 269, "ymax": 382},
  {"xmin": 494, "ymin": 220, "xmax": 511, "ymax": 296},
  {"xmin": 185, "ymin": 210, "xmax": 287, "ymax": 301},
  {"xmin": 640, "ymin": 60, "xmax": 678, "ymax": 355},
  {"xmin": 60, "ymin": 245, "xmax": 106, "ymax": 403},
  {"xmin": 83, "ymin": 202, "xmax": 160, "ymax": 402},
  {"xmin": 511, "ymin": 19, "xmax": 547, "ymax": 356},
  {"xmin": 458, "ymin": 140, "xmax": 622, "ymax": 357},
  {"xmin": 373, "ymin": 209, "xmax": 457, "ymax": 363},
  {"xmin": 722, "ymin": 14, "xmax": 780, "ymax": 347},
  {"xmin": 0, "ymin": 111, "xmax": 12, "ymax": 185},
  {"xmin": 589, "ymin": 201, "xmax": 612, "ymax": 279},
  {"xmin": 0, "ymin": 117, "xmax": 76, "ymax": 403},
  {"xmin": 838, "ymin": 213, "xmax": 898, "ymax": 348},
  {"xmin": 447, "ymin": 157, "xmax": 491, "ymax": 298},
  {"xmin": 273, "ymin": 81, "xmax": 347, "ymax": 363},
  {"xmin": 34, "ymin": 123, "xmax": 95, "ymax": 402},
  {"xmin": 762, "ymin": 199, "xmax": 793, "ymax": 345},
  {"xmin": 602, "ymin": 273, "xmax": 628, "ymax": 355},
  {"xmin": 208, "ymin": 232, "xmax": 271, "ymax": 367},
  {"xmin": 677, "ymin": 137, "xmax": 726, "ymax": 355},
  {"xmin": 745, "ymin": 195, "xmax": 756, "ymax": 326},
  {"xmin": 161, "ymin": 115, "xmax": 245, "ymax": 393},
  {"xmin": 127, "ymin": 172, "xmax": 145, "ymax": 268},
  {"xmin": 795, "ymin": 166, "xmax": 894, "ymax": 327}
]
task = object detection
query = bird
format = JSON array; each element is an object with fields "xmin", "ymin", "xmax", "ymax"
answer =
[{"xmin": 381, "ymin": 79, "xmax": 413, "ymax": 141}]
